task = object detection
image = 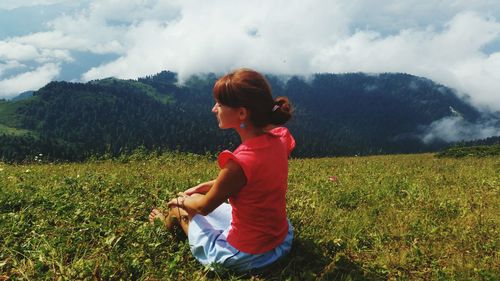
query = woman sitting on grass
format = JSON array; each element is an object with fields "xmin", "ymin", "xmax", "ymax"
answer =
[{"xmin": 149, "ymin": 68, "xmax": 295, "ymax": 272}]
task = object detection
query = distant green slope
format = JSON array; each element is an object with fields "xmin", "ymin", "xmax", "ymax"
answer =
[
  {"xmin": 0, "ymin": 99, "xmax": 37, "ymax": 137},
  {"xmin": 92, "ymin": 77, "xmax": 174, "ymax": 104},
  {"xmin": 0, "ymin": 124, "xmax": 33, "ymax": 136},
  {"xmin": 0, "ymin": 100, "xmax": 26, "ymax": 128}
]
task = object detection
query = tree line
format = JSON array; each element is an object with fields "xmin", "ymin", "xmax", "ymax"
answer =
[{"xmin": 0, "ymin": 71, "xmax": 488, "ymax": 162}]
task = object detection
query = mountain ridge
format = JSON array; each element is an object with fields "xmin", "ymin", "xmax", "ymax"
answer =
[{"xmin": 1, "ymin": 71, "xmax": 498, "ymax": 162}]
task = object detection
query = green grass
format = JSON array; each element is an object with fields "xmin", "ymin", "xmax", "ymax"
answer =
[
  {"xmin": 0, "ymin": 153, "xmax": 498, "ymax": 280},
  {"xmin": 0, "ymin": 124, "xmax": 33, "ymax": 136},
  {"xmin": 0, "ymin": 100, "xmax": 35, "ymax": 137},
  {"xmin": 437, "ymin": 144, "xmax": 500, "ymax": 158},
  {"xmin": 93, "ymin": 78, "xmax": 174, "ymax": 104},
  {"xmin": 0, "ymin": 99, "xmax": 37, "ymax": 128}
]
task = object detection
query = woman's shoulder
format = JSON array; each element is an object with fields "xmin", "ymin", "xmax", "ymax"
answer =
[
  {"xmin": 217, "ymin": 149, "xmax": 257, "ymax": 182},
  {"xmin": 268, "ymin": 127, "xmax": 295, "ymax": 154},
  {"xmin": 267, "ymin": 126, "xmax": 290, "ymax": 136}
]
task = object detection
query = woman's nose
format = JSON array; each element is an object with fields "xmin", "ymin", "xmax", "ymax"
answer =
[{"xmin": 211, "ymin": 104, "xmax": 217, "ymax": 113}]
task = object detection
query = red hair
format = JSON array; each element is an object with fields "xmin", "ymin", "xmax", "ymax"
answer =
[{"xmin": 213, "ymin": 68, "xmax": 292, "ymax": 127}]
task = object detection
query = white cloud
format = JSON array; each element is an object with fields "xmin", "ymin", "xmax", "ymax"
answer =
[
  {"xmin": 82, "ymin": 0, "xmax": 350, "ymax": 81},
  {"xmin": 0, "ymin": 63, "xmax": 60, "ymax": 98},
  {"xmin": 1, "ymin": 0, "xmax": 500, "ymax": 116},
  {"xmin": 13, "ymin": 31, "xmax": 89, "ymax": 51},
  {"xmin": 421, "ymin": 116, "xmax": 500, "ymax": 143},
  {"xmin": 0, "ymin": 41, "xmax": 40, "ymax": 61},
  {"xmin": 78, "ymin": 4, "xmax": 500, "ymax": 114},
  {"xmin": 0, "ymin": 61, "xmax": 24, "ymax": 76},
  {"xmin": 0, "ymin": 0, "xmax": 77, "ymax": 10},
  {"xmin": 309, "ymin": 12, "xmax": 500, "ymax": 111},
  {"xmin": 344, "ymin": 0, "xmax": 500, "ymax": 36},
  {"xmin": 1, "ymin": 33, "xmax": 76, "ymax": 64}
]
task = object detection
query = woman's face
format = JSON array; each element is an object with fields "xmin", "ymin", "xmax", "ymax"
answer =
[{"xmin": 212, "ymin": 102, "xmax": 240, "ymax": 129}]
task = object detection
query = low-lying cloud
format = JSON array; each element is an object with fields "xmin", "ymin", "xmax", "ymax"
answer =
[
  {"xmin": 421, "ymin": 116, "xmax": 500, "ymax": 144},
  {"xmin": 0, "ymin": 63, "xmax": 60, "ymax": 99}
]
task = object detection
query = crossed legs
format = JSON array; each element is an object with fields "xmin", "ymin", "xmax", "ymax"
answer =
[{"xmin": 149, "ymin": 193, "xmax": 204, "ymax": 235}]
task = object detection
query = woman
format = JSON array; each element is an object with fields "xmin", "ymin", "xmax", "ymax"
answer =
[{"xmin": 149, "ymin": 68, "xmax": 295, "ymax": 272}]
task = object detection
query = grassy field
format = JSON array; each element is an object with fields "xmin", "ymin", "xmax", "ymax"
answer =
[
  {"xmin": 0, "ymin": 100, "xmax": 28, "ymax": 128},
  {"xmin": 0, "ymin": 100, "xmax": 35, "ymax": 137},
  {"xmin": 0, "ymin": 124, "xmax": 32, "ymax": 137},
  {"xmin": 0, "ymin": 152, "xmax": 498, "ymax": 280}
]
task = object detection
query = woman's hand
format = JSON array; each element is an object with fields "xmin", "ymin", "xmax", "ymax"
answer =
[
  {"xmin": 168, "ymin": 160, "xmax": 245, "ymax": 217},
  {"xmin": 167, "ymin": 195, "xmax": 186, "ymax": 209}
]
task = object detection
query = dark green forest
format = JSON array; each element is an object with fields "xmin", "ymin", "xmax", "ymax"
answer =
[
  {"xmin": 436, "ymin": 136, "xmax": 500, "ymax": 157},
  {"xmin": 0, "ymin": 71, "xmax": 496, "ymax": 162}
]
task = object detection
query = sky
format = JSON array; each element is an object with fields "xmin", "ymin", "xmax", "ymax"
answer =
[{"xmin": 1, "ymin": 0, "xmax": 500, "ymax": 119}]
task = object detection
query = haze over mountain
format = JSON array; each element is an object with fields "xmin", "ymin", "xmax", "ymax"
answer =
[{"xmin": 1, "ymin": 71, "xmax": 498, "ymax": 162}]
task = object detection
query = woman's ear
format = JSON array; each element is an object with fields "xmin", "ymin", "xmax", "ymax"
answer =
[{"xmin": 238, "ymin": 107, "xmax": 249, "ymax": 121}]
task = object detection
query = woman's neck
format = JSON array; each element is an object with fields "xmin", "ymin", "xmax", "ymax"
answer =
[{"xmin": 237, "ymin": 126, "xmax": 265, "ymax": 142}]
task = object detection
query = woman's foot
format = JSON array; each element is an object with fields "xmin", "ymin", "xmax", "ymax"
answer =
[{"xmin": 149, "ymin": 208, "xmax": 178, "ymax": 230}]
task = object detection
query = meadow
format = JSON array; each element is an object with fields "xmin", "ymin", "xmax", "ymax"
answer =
[{"xmin": 0, "ymin": 152, "xmax": 498, "ymax": 280}]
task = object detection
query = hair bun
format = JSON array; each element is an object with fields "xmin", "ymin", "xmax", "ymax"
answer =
[{"xmin": 270, "ymin": 96, "xmax": 292, "ymax": 125}]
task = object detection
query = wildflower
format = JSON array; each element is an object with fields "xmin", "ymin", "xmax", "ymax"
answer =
[
  {"xmin": 25, "ymin": 169, "xmax": 31, "ymax": 173},
  {"xmin": 329, "ymin": 176, "xmax": 338, "ymax": 182},
  {"xmin": 333, "ymin": 238, "xmax": 343, "ymax": 246}
]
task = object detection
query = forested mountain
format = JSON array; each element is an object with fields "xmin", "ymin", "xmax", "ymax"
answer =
[{"xmin": 0, "ymin": 71, "xmax": 495, "ymax": 162}]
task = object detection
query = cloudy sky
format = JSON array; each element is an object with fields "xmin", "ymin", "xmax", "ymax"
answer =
[{"xmin": 1, "ymin": 0, "xmax": 500, "ymax": 114}]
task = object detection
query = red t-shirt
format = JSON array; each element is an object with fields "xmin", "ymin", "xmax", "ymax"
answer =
[{"xmin": 217, "ymin": 127, "xmax": 295, "ymax": 254}]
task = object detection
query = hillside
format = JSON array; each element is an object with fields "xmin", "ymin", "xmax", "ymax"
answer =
[
  {"xmin": 0, "ymin": 153, "xmax": 498, "ymax": 279},
  {"xmin": 437, "ymin": 136, "xmax": 500, "ymax": 157},
  {"xmin": 0, "ymin": 71, "xmax": 495, "ymax": 162}
]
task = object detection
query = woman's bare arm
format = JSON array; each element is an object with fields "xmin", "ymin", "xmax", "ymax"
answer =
[
  {"xmin": 182, "ymin": 180, "xmax": 215, "ymax": 196},
  {"xmin": 169, "ymin": 160, "xmax": 246, "ymax": 216}
]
